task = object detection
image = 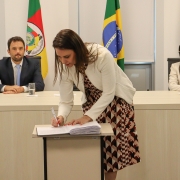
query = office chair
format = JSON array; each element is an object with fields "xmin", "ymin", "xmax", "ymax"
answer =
[{"xmin": 2, "ymin": 56, "xmax": 41, "ymax": 62}]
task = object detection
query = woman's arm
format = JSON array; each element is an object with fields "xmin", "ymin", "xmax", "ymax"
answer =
[{"xmin": 58, "ymin": 70, "xmax": 74, "ymax": 122}]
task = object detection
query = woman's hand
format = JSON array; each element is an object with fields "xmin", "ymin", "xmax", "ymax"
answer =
[
  {"xmin": 51, "ymin": 115, "xmax": 64, "ymax": 127},
  {"xmin": 66, "ymin": 115, "xmax": 92, "ymax": 125}
]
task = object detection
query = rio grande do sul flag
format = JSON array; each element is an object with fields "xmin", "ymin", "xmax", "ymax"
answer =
[
  {"xmin": 26, "ymin": 0, "xmax": 48, "ymax": 78},
  {"xmin": 102, "ymin": 0, "xmax": 124, "ymax": 70}
]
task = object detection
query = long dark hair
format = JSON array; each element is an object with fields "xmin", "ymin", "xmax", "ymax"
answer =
[{"xmin": 52, "ymin": 29, "xmax": 98, "ymax": 85}]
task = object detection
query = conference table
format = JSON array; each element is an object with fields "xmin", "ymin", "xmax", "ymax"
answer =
[
  {"xmin": 1, "ymin": 91, "xmax": 180, "ymax": 180},
  {"xmin": 0, "ymin": 91, "xmax": 83, "ymax": 180},
  {"xmin": 32, "ymin": 123, "xmax": 113, "ymax": 180},
  {"xmin": 118, "ymin": 91, "xmax": 180, "ymax": 180}
]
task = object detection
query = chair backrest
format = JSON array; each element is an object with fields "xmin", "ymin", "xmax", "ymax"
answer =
[
  {"xmin": 3, "ymin": 56, "xmax": 41, "ymax": 66},
  {"xmin": 2, "ymin": 56, "xmax": 41, "ymax": 61},
  {"xmin": 25, "ymin": 56, "xmax": 41, "ymax": 65},
  {"xmin": 167, "ymin": 58, "xmax": 180, "ymax": 80}
]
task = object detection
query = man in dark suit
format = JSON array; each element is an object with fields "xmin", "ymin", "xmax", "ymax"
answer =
[{"xmin": 0, "ymin": 36, "xmax": 45, "ymax": 94}]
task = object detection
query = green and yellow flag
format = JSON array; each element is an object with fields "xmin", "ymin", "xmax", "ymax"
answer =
[
  {"xmin": 26, "ymin": 0, "xmax": 48, "ymax": 78},
  {"xmin": 102, "ymin": 0, "xmax": 124, "ymax": 70}
]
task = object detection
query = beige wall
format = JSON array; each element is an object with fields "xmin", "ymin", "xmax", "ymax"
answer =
[{"xmin": 0, "ymin": 0, "xmax": 180, "ymax": 91}]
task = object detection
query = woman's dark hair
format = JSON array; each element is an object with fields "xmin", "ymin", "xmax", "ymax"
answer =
[{"xmin": 52, "ymin": 29, "xmax": 98, "ymax": 85}]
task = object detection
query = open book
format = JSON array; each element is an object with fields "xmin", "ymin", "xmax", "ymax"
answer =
[{"xmin": 37, "ymin": 121, "xmax": 101, "ymax": 136}]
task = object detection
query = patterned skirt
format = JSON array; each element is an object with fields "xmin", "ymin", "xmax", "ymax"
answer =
[{"xmin": 82, "ymin": 74, "xmax": 140, "ymax": 172}]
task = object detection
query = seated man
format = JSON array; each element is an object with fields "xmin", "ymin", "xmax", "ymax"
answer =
[
  {"xmin": 168, "ymin": 62, "xmax": 180, "ymax": 91},
  {"xmin": 0, "ymin": 36, "xmax": 45, "ymax": 94}
]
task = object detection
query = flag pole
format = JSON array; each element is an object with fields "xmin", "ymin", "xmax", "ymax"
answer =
[{"xmin": 78, "ymin": 0, "xmax": 80, "ymax": 35}]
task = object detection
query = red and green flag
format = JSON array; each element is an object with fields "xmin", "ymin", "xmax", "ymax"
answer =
[
  {"xmin": 102, "ymin": 0, "xmax": 124, "ymax": 70},
  {"xmin": 26, "ymin": 0, "xmax": 48, "ymax": 78}
]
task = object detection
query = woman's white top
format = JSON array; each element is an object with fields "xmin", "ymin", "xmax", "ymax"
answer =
[{"xmin": 58, "ymin": 44, "xmax": 136, "ymax": 121}]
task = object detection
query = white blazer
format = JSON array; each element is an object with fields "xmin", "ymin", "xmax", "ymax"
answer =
[
  {"xmin": 58, "ymin": 44, "xmax": 136, "ymax": 121},
  {"xmin": 169, "ymin": 62, "xmax": 180, "ymax": 91}
]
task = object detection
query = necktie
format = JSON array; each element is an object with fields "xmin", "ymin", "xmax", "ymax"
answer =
[{"xmin": 16, "ymin": 64, "xmax": 21, "ymax": 86}]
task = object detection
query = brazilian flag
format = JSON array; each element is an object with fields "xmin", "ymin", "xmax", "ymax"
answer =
[{"xmin": 102, "ymin": 0, "xmax": 124, "ymax": 70}]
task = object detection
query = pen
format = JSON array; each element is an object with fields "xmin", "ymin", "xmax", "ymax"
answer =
[{"xmin": 51, "ymin": 107, "xmax": 58, "ymax": 125}]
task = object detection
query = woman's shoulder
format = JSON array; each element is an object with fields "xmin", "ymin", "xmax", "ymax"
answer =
[
  {"xmin": 171, "ymin": 62, "xmax": 180, "ymax": 68},
  {"xmin": 86, "ymin": 43, "xmax": 110, "ymax": 54},
  {"xmin": 86, "ymin": 43, "xmax": 113, "ymax": 67}
]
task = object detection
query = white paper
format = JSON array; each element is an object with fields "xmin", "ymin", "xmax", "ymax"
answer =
[
  {"xmin": 37, "ymin": 121, "xmax": 101, "ymax": 136},
  {"xmin": 37, "ymin": 126, "xmax": 70, "ymax": 135}
]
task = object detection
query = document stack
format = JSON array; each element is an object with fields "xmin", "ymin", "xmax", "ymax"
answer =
[
  {"xmin": 70, "ymin": 121, "xmax": 101, "ymax": 135},
  {"xmin": 37, "ymin": 121, "xmax": 101, "ymax": 136}
]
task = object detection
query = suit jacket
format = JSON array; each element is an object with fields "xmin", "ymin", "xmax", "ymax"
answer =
[
  {"xmin": 58, "ymin": 44, "xmax": 136, "ymax": 121},
  {"xmin": 0, "ymin": 56, "xmax": 45, "ymax": 91},
  {"xmin": 169, "ymin": 62, "xmax": 180, "ymax": 91}
]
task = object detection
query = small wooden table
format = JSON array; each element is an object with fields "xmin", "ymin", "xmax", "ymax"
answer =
[{"xmin": 32, "ymin": 123, "xmax": 113, "ymax": 180}]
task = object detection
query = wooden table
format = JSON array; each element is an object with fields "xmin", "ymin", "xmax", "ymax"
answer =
[
  {"xmin": 32, "ymin": 123, "xmax": 113, "ymax": 180},
  {"xmin": 117, "ymin": 91, "xmax": 180, "ymax": 180},
  {"xmin": 2, "ymin": 90, "xmax": 180, "ymax": 180},
  {"xmin": 0, "ymin": 91, "xmax": 83, "ymax": 180}
]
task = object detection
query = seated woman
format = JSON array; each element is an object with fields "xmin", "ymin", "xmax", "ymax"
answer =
[{"xmin": 169, "ymin": 62, "xmax": 180, "ymax": 91}]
